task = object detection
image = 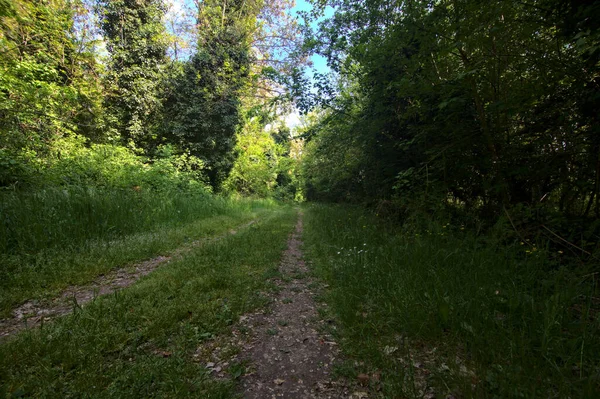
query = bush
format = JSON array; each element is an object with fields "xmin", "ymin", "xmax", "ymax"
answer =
[{"xmin": 0, "ymin": 136, "xmax": 216, "ymax": 254}]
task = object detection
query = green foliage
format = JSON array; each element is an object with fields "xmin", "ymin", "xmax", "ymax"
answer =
[
  {"xmin": 0, "ymin": 0, "xmax": 103, "ymax": 174},
  {"xmin": 0, "ymin": 134, "xmax": 219, "ymax": 267},
  {"xmin": 158, "ymin": 0, "xmax": 260, "ymax": 190},
  {"xmin": 1, "ymin": 0, "xmax": 301, "ymax": 196},
  {"xmin": 300, "ymin": 0, "xmax": 600, "ymax": 226},
  {"xmin": 96, "ymin": 0, "xmax": 169, "ymax": 146},
  {"xmin": 224, "ymin": 118, "xmax": 282, "ymax": 197},
  {"xmin": 223, "ymin": 116, "xmax": 304, "ymax": 200},
  {"xmin": 301, "ymin": 105, "xmax": 384, "ymax": 202},
  {"xmin": 274, "ymin": 152, "xmax": 303, "ymax": 201},
  {"xmin": 0, "ymin": 134, "xmax": 209, "ymax": 190},
  {"xmin": 160, "ymin": 52, "xmax": 245, "ymax": 189},
  {"xmin": 304, "ymin": 204, "xmax": 600, "ymax": 397}
]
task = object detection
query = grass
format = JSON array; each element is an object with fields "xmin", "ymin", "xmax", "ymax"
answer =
[
  {"xmin": 0, "ymin": 187, "xmax": 278, "ymax": 316},
  {"xmin": 302, "ymin": 204, "xmax": 600, "ymax": 398},
  {"xmin": 1, "ymin": 186, "xmax": 219, "ymax": 254},
  {"xmin": 0, "ymin": 206, "xmax": 297, "ymax": 398}
]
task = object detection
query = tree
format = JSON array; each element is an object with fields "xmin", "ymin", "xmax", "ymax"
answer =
[
  {"xmin": 96, "ymin": 0, "xmax": 169, "ymax": 148},
  {"xmin": 0, "ymin": 0, "xmax": 102, "ymax": 186},
  {"xmin": 300, "ymin": 0, "xmax": 600, "ymax": 225},
  {"xmin": 224, "ymin": 117, "xmax": 281, "ymax": 196},
  {"xmin": 160, "ymin": 0, "xmax": 260, "ymax": 189}
]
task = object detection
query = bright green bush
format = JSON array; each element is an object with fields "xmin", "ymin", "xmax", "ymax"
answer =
[{"xmin": 0, "ymin": 136, "xmax": 216, "ymax": 255}]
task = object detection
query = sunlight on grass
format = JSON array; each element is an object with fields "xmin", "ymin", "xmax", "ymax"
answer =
[{"xmin": 0, "ymin": 190, "xmax": 280, "ymax": 317}]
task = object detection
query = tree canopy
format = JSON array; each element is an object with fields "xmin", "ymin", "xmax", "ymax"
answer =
[{"xmin": 299, "ymin": 0, "xmax": 600, "ymax": 234}]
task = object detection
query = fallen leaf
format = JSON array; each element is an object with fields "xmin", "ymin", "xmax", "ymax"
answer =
[
  {"xmin": 383, "ymin": 345, "xmax": 398, "ymax": 355},
  {"xmin": 357, "ymin": 373, "xmax": 370, "ymax": 386}
]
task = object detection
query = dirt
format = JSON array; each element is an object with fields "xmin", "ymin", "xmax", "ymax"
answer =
[
  {"xmin": 235, "ymin": 213, "xmax": 357, "ymax": 398},
  {"xmin": 0, "ymin": 219, "xmax": 257, "ymax": 340}
]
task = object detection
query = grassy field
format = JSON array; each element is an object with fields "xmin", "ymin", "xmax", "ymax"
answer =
[
  {"xmin": 302, "ymin": 204, "xmax": 600, "ymax": 398},
  {"xmin": 0, "ymin": 207, "xmax": 297, "ymax": 398},
  {"xmin": 2, "ymin": 197, "xmax": 598, "ymax": 398},
  {"xmin": 0, "ymin": 187, "xmax": 276, "ymax": 317}
]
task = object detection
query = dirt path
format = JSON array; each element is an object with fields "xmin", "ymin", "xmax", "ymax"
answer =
[
  {"xmin": 237, "ymin": 213, "xmax": 352, "ymax": 398},
  {"xmin": 0, "ymin": 219, "xmax": 257, "ymax": 339}
]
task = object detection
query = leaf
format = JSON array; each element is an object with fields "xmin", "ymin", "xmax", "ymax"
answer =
[{"xmin": 357, "ymin": 373, "xmax": 371, "ymax": 386}]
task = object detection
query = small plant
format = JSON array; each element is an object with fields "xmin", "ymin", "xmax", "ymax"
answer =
[{"xmin": 228, "ymin": 361, "xmax": 246, "ymax": 380}]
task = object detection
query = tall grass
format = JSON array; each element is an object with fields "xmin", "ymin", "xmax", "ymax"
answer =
[
  {"xmin": 0, "ymin": 137, "xmax": 283, "ymax": 316},
  {"xmin": 0, "ymin": 186, "xmax": 278, "ymax": 316},
  {"xmin": 303, "ymin": 204, "xmax": 600, "ymax": 398},
  {"xmin": 1, "ymin": 186, "xmax": 241, "ymax": 254}
]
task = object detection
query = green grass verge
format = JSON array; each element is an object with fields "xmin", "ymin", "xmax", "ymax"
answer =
[
  {"xmin": 0, "ymin": 206, "xmax": 297, "ymax": 398},
  {"xmin": 302, "ymin": 204, "xmax": 600, "ymax": 398},
  {"xmin": 0, "ymin": 190, "xmax": 280, "ymax": 317},
  {"xmin": 0, "ymin": 210, "xmax": 262, "ymax": 317},
  {"xmin": 0, "ymin": 187, "xmax": 225, "ymax": 254}
]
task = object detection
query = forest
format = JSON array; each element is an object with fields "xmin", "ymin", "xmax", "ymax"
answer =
[{"xmin": 1, "ymin": 0, "xmax": 599, "ymax": 398}]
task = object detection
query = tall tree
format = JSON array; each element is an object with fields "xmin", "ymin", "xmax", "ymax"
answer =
[
  {"xmin": 160, "ymin": 0, "xmax": 259, "ymax": 189},
  {"xmin": 96, "ymin": 0, "xmax": 169, "ymax": 148},
  {"xmin": 300, "ymin": 0, "xmax": 600, "ymax": 225}
]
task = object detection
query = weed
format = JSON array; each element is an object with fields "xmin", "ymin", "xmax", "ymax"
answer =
[{"xmin": 229, "ymin": 361, "xmax": 246, "ymax": 380}]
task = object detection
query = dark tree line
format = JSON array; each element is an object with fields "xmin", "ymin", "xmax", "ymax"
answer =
[{"xmin": 300, "ymin": 0, "xmax": 600, "ymax": 244}]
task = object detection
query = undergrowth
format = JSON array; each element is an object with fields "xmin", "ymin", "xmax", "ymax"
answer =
[
  {"xmin": 303, "ymin": 204, "xmax": 600, "ymax": 398},
  {"xmin": 0, "ymin": 137, "xmax": 282, "ymax": 315}
]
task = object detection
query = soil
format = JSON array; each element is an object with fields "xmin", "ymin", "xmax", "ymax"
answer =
[
  {"xmin": 237, "ymin": 213, "xmax": 355, "ymax": 398},
  {"xmin": 0, "ymin": 220, "xmax": 257, "ymax": 339}
]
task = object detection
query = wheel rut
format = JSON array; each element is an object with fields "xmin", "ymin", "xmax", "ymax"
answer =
[
  {"xmin": 238, "ymin": 213, "xmax": 351, "ymax": 398},
  {"xmin": 0, "ymin": 219, "xmax": 257, "ymax": 339}
]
